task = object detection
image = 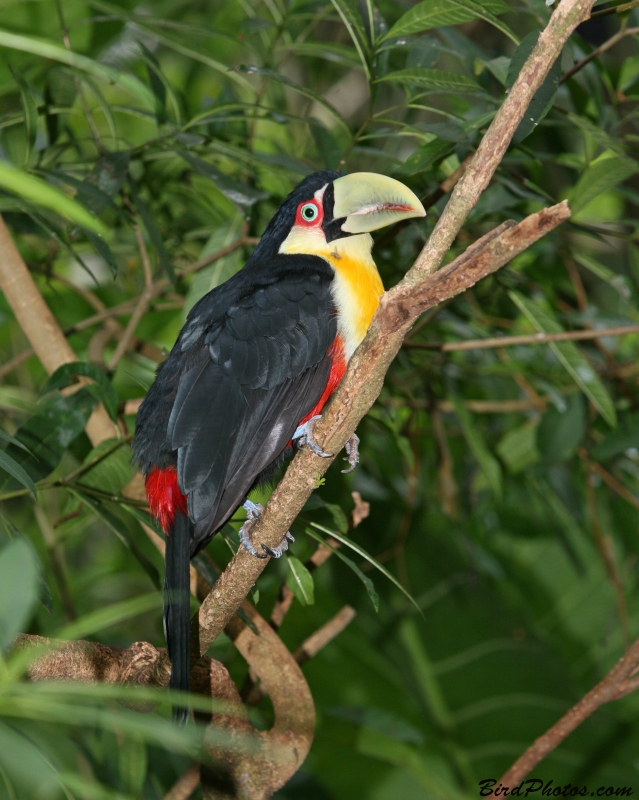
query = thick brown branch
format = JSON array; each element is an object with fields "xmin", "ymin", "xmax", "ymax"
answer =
[
  {"xmin": 0, "ymin": 215, "xmax": 118, "ymax": 446},
  {"xmin": 196, "ymin": 202, "xmax": 571, "ymax": 650}
]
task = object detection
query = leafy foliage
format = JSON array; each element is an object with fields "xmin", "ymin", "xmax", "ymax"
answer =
[{"xmin": 1, "ymin": 0, "xmax": 639, "ymax": 797}]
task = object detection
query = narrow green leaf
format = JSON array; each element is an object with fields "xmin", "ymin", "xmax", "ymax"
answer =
[
  {"xmin": 310, "ymin": 523, "xmax": 422, "ymax": 614},
  {"xmin": 377, "ymin": 68, "xmax": 482, "ymax": 93},
  {"xmin": 304, "ymin": 526, "xmax": 379, "ymax": 612},
  {"xmin": 55, "ymin": 593, "xmax": 161, "ymax": 641},
  {"xmin": 72, "ymin": 492, "xmax": 161, "ymax": 590},
  {"xmin": 9, "ymin": 65, "xmax": 38, "ymax": 164},
  {"xmin": 0, "ymin": 429, "xmax": 32, "ymax": 455},
  {"xmin": 509, "ymin": 291, "xmax": 617, "ymax": 426},
  {"xmin": 0, "ymin": 539, "xmax": 39, "ymax": 650},
  {"xmin": 329, "ymin": 0, "xmax": 371, "ymax": 79},
  {"xmin": 286, "ymin": 556, "xmax": 315, "ymax": 606},
  {"xmin": 41, "ymin": 362, "xmax": 119, "ymax": 423},
  {"xmin": 568, "ymin": 150, "xmax": 638, "ymax": 215},
  {"xmin": 77, "ymin": 440, "xmax": 136, "ymax": 496},
  {"xmin": 572, "ymin": 252, "xmax": 633, "ymax": 301},
  {"xmin": 0, "ymin": 451, "xmax": 37, "ymax": 499},
  {"xmin": 0, "ymin": 390, "xmax": 98, "ymax": 485},
  {"xmin": 179, "ymin": 151, "xmax": 268, "ymax": 207},
  {"xmin": 236, "ymin": 66, "xmax": 351, "ymax": 134},
  {"xmin": 0, "ymin": 29, "xmax": 154, "ymax": 108},
  {"xmin": 0, "ymin": 162, "xmax": 107, "ymax": 235},
  {"xmin": 507, "ymin": 31, "xmax": 562, "ymax": 143},
  {"xmin": 129, "ymin": 182, "xmax": 176, "ymax": 286},
  {"xmin": 382, "ymin": 0, "xmax": 518, "ymax": 44},
  {"xmin": 396, "ymin": 138, "xmax": 455, "ymax": 176},
  {"xmin": 451, "ymin": 395, "xmax": 503, "ymax": 498},
  {"xmin": 138, "ymin": 41, "xmax": 167, "ymax": 125}
]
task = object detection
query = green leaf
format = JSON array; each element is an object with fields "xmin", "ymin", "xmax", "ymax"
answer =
[
  {"xmin": 55, "ymin": 593, "xmax": 161, "ymax": 641},
  {"xmin": 451, "ymin": 396, "xmax": 503, "ymax": 498},
  {"xmin": 0, "ymin": 389, "xmax": 98, "ymax": 485},
  {"xmin": 138, "ymin": 41, "xmax": 167, "ymax": 125},
  {"xmin": 304, "ymin": 526, "xmax": 379, "ymax": 612},
  {"xmin": 592, "ymin": 411, "xmax": 639, "ymax": 461},
  {"xmin": 396, "ymin": 138, "xmax": 455, "ymax": 176},
  {"xmin": 329, "ymin": 0, "xmax": 371, "ymax": 78},
  {"xmin": 72, "ymin": 492, "xmax": 161, "ymax": 590},
  {"xmin": 119, "ymin": 738, "xmax": 147, "ymax": 798},
  {"xmin": 129, "ymin": 182, "xmax": 176, "ymax": 286},
  {"xmin": 572, "ymin": 252, "xmax": 633, "ymax": 301},
  {"xmin": 377, "ymin": 68, "xmax": 482, "ymax": 93},
  {"xmin": 9, "ymin": 65, "xmax": 38, "ymax": 165},
  {"xmin": 286, "ymin": 556, "xmax": 315, "ymax": 606},
  {"xmin": 0, "ymin": 451, "xmax": 37, "ymax": 499},
  {"xmin": 506, "ymin": 31, "xmax": 562, "ymax": 143},
  {"xmin": 568, "ymin": 150, "xmax": 638, "ymax": 215},
  {"xmin": 236, "ymin": 66, "xmax": 351, "ymax": 134},
  {"xmin": 496, "ymin": 421, "xmax": 540, "ymax": 474},
  {"xmin": 509, "ymin": 291, "xmax": 617, "ymax": 426},
  {"xmin": 382, "ymin": 0, "xmax": 518, "ymax": 44},
  {"xmin": 310, "ymin": 523, "xmax": 422, "ymax": 614},
  {"xmin": 0, "ymin": 29, "xmax": 154, "ymax": 109},
  {"xmin": 179, "ymin": 151, "xmax": 269, "ymax": 207},
  {"xmin": 0, "ymin": 162, "xmax": 108, "ymax": 235},
  {"xmin": 537, "ymin": 393, "xmax": 585, "ymax": 464},
  {"xmin": 0, "ymin": 429, "xmax": 32, "ymax": 455},
  {"xmin": 41, "ymin": 362, "xmax": 119, "ymax": 423},
  {"xmin": 77, "ymin": 440, "xmax": 136, "ymax": 495},
  {"xmin": 0, "ymin": 538, "xmax": 39, "ymax": 650}
]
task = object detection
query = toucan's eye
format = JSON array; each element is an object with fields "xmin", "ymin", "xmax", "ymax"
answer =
[{"xmin": 301, "ymin": 203, "xmax": 318, "ymax": 222}]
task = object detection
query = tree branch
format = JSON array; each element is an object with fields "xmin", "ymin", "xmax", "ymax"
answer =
[
  {"xmin": 403, "ymin": 323, "xmax": 639, "ymax": 351},
  {"xmin": 196, "ymin": 201, "xmax": 571, "ymax": 652},
  {"xmin": 498, "ymin": 635, "xmax": 639, "ymax": 786}
]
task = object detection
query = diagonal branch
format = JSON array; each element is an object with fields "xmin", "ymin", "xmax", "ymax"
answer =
[
  {"xmin": 195, "ymin": 0, "xmax": 595, "ymax": 652},
  {"xmin": 196, "ymin": 201, "xmax": 571, "ymax": 652}
]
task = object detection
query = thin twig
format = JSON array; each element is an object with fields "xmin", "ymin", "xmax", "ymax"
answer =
[
  {"xmin": 498, "ymin": 635, "xmax": 639, "ymax": 786},
  {"xmin": 584, "ymin": 463, "xmax": 630, "ymax": 647},
  {"xmin": 108, "ymin": 286, "xmax": 154, "ymax": 370},
  {"xmin": 163, "ymin": 764, "xmax": 200, "ymax": 800},
  {"xmin": 403, "ymin": 323, "xmax": 639, "ymax": 352},
  {"xmin": 590, "ymin": 0, "xmax": 639, "ymax": 16},
  {"xmin": 560, "ymin": 26, "xmax": 639, "ymax": 84},
  {"xmin": 293, "ymin": 606, "xmax": 357, "ymax": 665},
  {"xmin": 0, "ymin": 236, "xmax": 249, "ymax": 380},
  {"xmin": 270, "ymin": 492, "xmax": 369, "ymax": 630}
]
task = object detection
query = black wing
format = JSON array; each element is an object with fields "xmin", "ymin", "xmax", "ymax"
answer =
[{"xmin": 166, "ymin": 259, "xmax": 337, "ymax": 553}]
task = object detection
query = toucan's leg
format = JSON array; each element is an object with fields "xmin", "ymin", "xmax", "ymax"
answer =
[
  {"xmin": 239, "ymin": 500, "xmax": 295, "ymax": 559},
  {"xmin": 293, "ymin": 415, "xmax": 333, "ymax": 458},
  {"xmin": 342, "ymin": 432, "xmax": 360, "ymax": 474}
]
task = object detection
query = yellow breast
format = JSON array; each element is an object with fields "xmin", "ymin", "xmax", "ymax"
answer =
[
  {"xmin": 324, "ymin": 236, "xmax": 384, "ymax": 359},
  {"xmin": 279, "ymin": 228, "xmax": 384, "ymax": 360}
]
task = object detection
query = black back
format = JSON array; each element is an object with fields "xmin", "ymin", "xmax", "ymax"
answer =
[{"xmin": 133, "ymin": 252, "xmax": 338, "ymax": 554}]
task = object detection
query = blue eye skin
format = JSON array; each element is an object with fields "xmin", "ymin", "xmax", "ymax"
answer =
[{"xmin": 302, "ymin": 203, "xmax": 318, "ymax": 221}]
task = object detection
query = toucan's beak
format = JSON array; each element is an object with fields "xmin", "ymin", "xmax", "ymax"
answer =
[{"xmin": 332, "ymin": 172, "xmax": 426, "ymax": 234}]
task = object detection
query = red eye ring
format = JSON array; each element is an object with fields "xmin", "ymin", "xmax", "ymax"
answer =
[{"xmin": 295, "ymin": 198, "xmax": 323, "ymax": 226}]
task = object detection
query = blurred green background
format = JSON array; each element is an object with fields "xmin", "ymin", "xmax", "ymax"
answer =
[{"xmin": 1, "ymin": 0, "xmax": 639, "ymax": 796}]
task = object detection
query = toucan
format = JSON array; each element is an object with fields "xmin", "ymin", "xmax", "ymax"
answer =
[{"xmin": 132, "ymin": 170, "xmax": 425, "ymax": 720}]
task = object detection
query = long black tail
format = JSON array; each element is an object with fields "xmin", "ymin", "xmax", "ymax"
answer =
[{"xmin": 164, "ymin": 510, "xmax": 191, "ymax": 724}]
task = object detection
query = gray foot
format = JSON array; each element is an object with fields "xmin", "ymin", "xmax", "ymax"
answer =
[
  {"xmin": 293, "ymin": 415, "xmax": 333, "ymax": 458},
  {"xmin": 342, "ymin": 432, "xmax": 360, "ymax": 474},
  {"xmin": 239, "ymin": 500, "xmax": 295, "ymax": 559}
]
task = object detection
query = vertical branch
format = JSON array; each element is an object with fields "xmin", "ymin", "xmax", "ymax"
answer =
[{"xmin": 0, "ymin": 215, "xmax": 117, "ymax": 446}]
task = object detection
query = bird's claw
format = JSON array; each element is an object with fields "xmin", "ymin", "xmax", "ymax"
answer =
[
  {"xmin": 293, "ymin": 415, "xmax": 333, "ymax": 458},
  {"xmin": 239, "ymin": 500, "xmax": 295, "ymax": 559},
  {"xmin": 342, "ymin": 432, "xmax": 360, "ymax": 474}
]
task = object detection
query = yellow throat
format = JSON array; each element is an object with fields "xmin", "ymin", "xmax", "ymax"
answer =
[{"xmin": 279, "ymin": 228, "xmax": 384, "ymax": 360}]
